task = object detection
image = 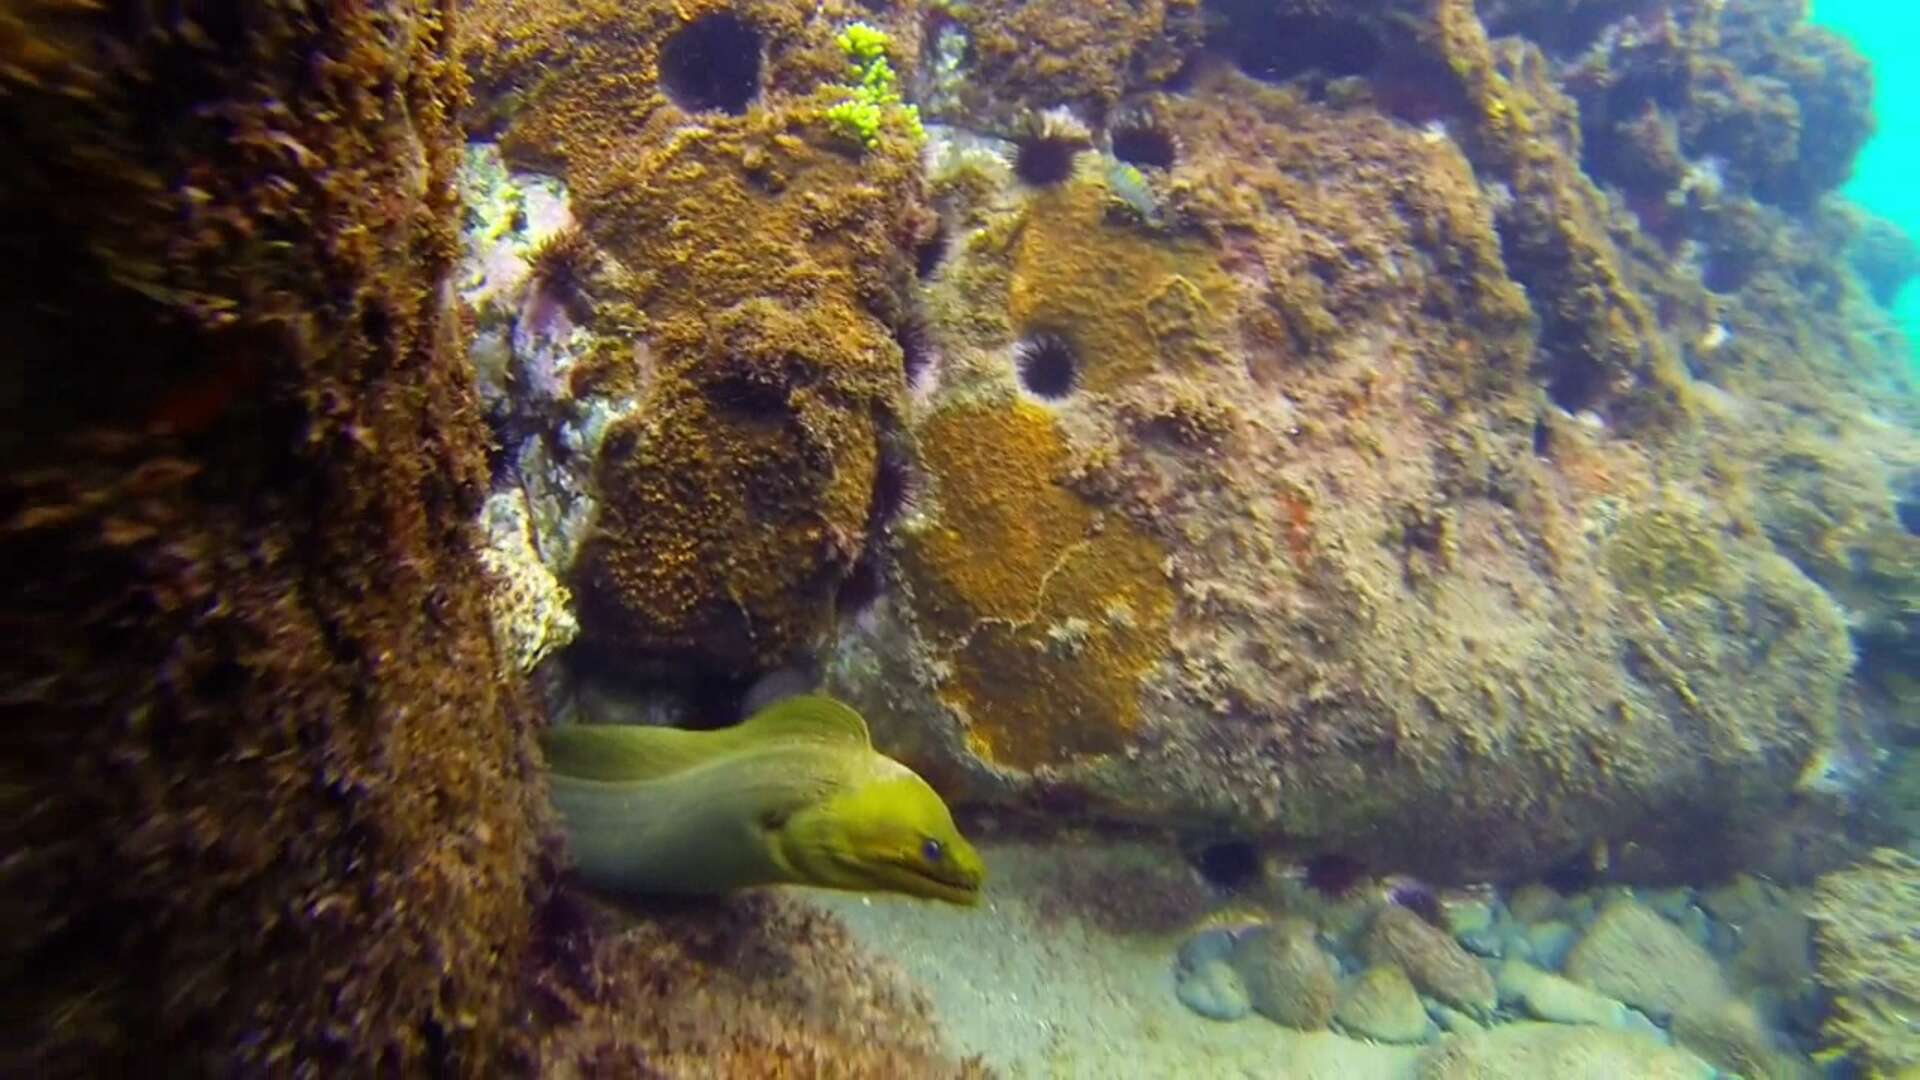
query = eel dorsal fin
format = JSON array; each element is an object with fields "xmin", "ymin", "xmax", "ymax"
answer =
[
  {"xmin": 736, "ymin": 694, "xmax": 872, "ymax": 747},
  {"xmin": 538, "ymin": 724, "xmax": 716, "ymax": 783},
  {"xmin": 537, "ymin": 694, "xmax": 871, "ymax": 783}
]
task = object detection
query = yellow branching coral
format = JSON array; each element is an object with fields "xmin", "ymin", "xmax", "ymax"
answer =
[{"xmin": 826, "ymin": 22, "xmax": 924, "ymax": 151}]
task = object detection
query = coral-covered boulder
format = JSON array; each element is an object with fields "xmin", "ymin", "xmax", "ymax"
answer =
[
  {"xmin": 461, "ymin": 0, "xmax": 931, "ymax": 679},
  {"xmin": 1231, "ymin": 918, "xmax": 1341, "ymax": 1030},
  {"xmin": 1364, "ymin": 907, "xmax": 1498, "ymax": 1017},
  {"xmin": 828, "ymin": 45, "xmax": 1856, "ymax": 882},
  {"xmin": 1811, "ymin": 849, "xmax": 1920, "ymax": 1078}
]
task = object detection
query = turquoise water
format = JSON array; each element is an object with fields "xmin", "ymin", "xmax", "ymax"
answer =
[{"xmin": 1816, "ymin": 0, "xmax": 1920, "ymax": 360}]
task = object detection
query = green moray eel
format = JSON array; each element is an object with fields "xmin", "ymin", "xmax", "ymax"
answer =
[{"xmin": 539, "ymin": 694, "xmax": 985, "ymax": 905}]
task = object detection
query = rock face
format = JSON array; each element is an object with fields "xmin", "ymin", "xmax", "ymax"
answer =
[
  {"xmin": 1811, "ymin": 849, "xmax": 1920, "ymax": 1078},
  {"xmin": 1417, "ymin": 1022, "xmax": 1718, "ymax": 1080},
  {"xmin": 457, "ymin": 0, "xmax": 1913, "ymax": 886},
  {"xmin": 817, "ymin": 0, "xmax": 1908, "ymax": 884},
  {"xmin": 1496, "ymin": 960, "xmax": 1631, "ymax": 1029},
  {"xmin": 1564, "ymin": 900, "xmax": 1730, "ymax": 1020},
  {"xmin": 0, "ymin": 4, "xmax": 989, "ymax": 1076},
  {"xmin": 0, "ymin": 3, "xmax": 546, "ymax": 1071},
  {"xmin": 1337, "ymin": 965, "xmax": 1433, "ymax": 1045},
  {"xmin": 461, "ymin": 0, "xmax": 930, "ymax": 681}
]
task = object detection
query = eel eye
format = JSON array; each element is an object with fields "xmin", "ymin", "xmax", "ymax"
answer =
[{"xmin": 921, "ymin": 838, "xmax": 944, "ymax": 863}]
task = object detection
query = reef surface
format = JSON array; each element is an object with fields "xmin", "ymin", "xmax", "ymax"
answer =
[{"xmin": 8, "ymin": 0, "xmax": 1920, "ymax": 1075}]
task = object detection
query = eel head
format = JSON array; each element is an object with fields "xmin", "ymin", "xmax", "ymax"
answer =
[{"xmin": 774, "ymin": 770, "xmax": 985, "ymax": 906}]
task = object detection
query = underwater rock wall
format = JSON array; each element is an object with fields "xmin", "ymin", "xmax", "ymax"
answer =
[
  {"xmin": 456, "ymin": 0, "xmax": 1920, "ymax": 886},
  {"xmin": 463, "ymin": 0, "xmax": 931, "ymax": 682},
  {"xmin": 0, "ymin": 2, "xmax": 549, "ymax": 1072},
  {"xmin": 0, "ymin": 4, "xmax": 991, "ymax": 1076},
  {"xmin": 826, "ymin": 0, "xmax": 1917, "ymax": 884}
]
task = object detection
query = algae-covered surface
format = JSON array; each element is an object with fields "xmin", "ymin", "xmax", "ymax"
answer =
[{"xmin": 6, "ymin": 0, "xmax": 1920, "ymax": 1076}]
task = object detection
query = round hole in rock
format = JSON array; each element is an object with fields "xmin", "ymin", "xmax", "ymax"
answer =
[
  {"xmin": 914, "ymin": 219, "xmax": 950, "ymax": 279},
  {"xmin": 659, "ymin": 13, "xmax": 763, "ymax": 115},
  {"xmin": 1111, "ymin": 121, "xmax": 1178, "ymax": 170},
  {"xmin": 1193, "ymin": 839, "xmax": 1262, "ymax": 891},
  {"xmin": 1014, "ymin": 331, "xmax": 1078, "ymax": 399},
  {"xmin": 1544, "ymin": 352, "xmax": 1607, "ymax": 415},
  {"xmin": 1210, "ymin": 1, "xmax": 1383, "ymax": 84}
]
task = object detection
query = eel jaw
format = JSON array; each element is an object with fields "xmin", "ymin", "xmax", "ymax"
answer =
[{"xmin": 825, "ymin": 848, "xmax": 983, "ymax": 906}]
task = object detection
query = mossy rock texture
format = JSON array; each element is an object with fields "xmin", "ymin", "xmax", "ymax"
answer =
[
  {"xmin": 0, "ymin": 3, "xmax": 544, "ymax": 1072},
  {"xmin": 821, "ymin": 0, "xmax": 1898, "ymax": 889}
]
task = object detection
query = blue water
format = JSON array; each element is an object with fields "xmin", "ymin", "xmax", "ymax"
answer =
[{"xmin": 1816, "ymin": 0, "xmax": 1920, "ymax": 361}]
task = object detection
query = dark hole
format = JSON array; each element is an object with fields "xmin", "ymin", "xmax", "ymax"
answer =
[
  {"xmin": 1303, "ymin": 852, "xmax": 1368, "ymax": 897},
  {"xmin": 196, "ymin": 659, "xmax": 247, "ymax": 700},
  {"xmin": 422, "ymin": 1015, "xmax": 451, "ymax": 1076},
  {"xmin": 1702, "ymin": 253, "xmax": 1753, "ymax": 295},
  {"xmin": 706, "ymin": 370, "xmax": 790, "ymax": 419},
  {"xmin": 659, "ymin": 13, "xmax": 763, "ymax": 115},
  {"xmin": 1014, "ymin": 136, "xmax": 1082, "ymax": 187},
  {"xmin": 1404, "ymin": 515, "xmax": 1443, "ymax": 554},
  {"xmin": 360, "ymin": 301, "xmax": 393, "ymax": 347},
  {"xmin": 1015, "ymin": 331, "xmax": 1077, "ymax": 399},
  {"xmin": 601, "ymin": 425, "xmax": 638, "ymax": 462},
  {"xmin": 1544, "ymin": 353, "xmax": 1607, "ymax": 414},
  {"xmin": 1193, "ymin": 839, "xmax": 1262, "ymax": 891},
  {"xmin": 915, "ymin": 219, "xmax": 949, "ymax": 279},
  {"xmin": 1532, "ymin": 416, "xmax": 1554, "ymax": 458},
  {"xmin": 836, "ymin": 551, "xmax": 886, "ymax": 616},
  {"xmin": 1542, "ymin": 850, "xmax": 1600, "ymax": 893},
  {"xmin": 1111, "ymin": 122, "xmax": 1178, "ymax": 170},
  {"xmin": 1211, "ymin": 2, "xmax": 1383, "ymax": 84},
  {"xmin": 1898, "ymin": 498, "xmax": 1920, "ymax": 537}
]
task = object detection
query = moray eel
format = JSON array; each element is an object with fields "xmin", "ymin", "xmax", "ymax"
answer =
[{"xmin": 539, "ymin": 694, "xmax": 984, "ymax": 905}]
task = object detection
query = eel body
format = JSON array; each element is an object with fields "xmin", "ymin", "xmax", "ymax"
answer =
[{"xmin": 540, "ymin": 695, "xmax": 983, "ymax": 904}]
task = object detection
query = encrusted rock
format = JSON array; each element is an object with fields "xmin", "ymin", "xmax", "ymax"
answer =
[
  {"xmin": 1336, "ymin": 965, "xmax": 1433, "ymax": 1045},
  {"xmin": 1564, "ymin": 900, "xmax": 1729, "ymax": 1020},
  {"xmin": 1496, "ymin": 959, "xmax": 1631, "ymax": 1029},
  {"xmin": 1810, "ymin": 849, "xmax": 1920, "ymax": 1078},
  {"xmin": 1362, "ymin": 905, "xmax": 1497, "ymax": 1017},
  {"xmin": 1416, "ymin": 1023, "xmax": 1718, "ymax": 1080},
  {"xmin": 1230, "ymin": 917, "xmax": 1340, "ymax": 1031},
  {"xmin": 1176, "ymin": 959, "xmax": 1252, "ymax": 1022}
]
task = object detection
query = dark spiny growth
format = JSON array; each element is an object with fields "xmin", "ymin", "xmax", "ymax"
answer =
[
  {"xmin": 659, "ymin": 13, "xmax": 763, "ymax": 115},
  {"xmin": 528, "ymin": 225, "xmax": 597, "ymax": 320},
  {"xmin": 1014, "ymin": 331, "xmax": 1078, "ymax": 399},
  {"xmin": 1012, "ymin": 109, "xmax": 1092, "ymax": 187},
  {"xmin": 1304, "ymin": 852, "xmax": 1370, "ymax": 897},
  {"xmin": 1388, "ymin": 880, "xmax": 1444, "ymax": 929},
  {"xmin": 1015, "ymin": 137, "xmax": 1082, "ymax": 186},
  {"xmin": 893, "ymin": 302, "xmax": 936, "ymax": 386},
  {"xmin": 866, "ymin": 445, "xmax": 920, "ymax": 536}
]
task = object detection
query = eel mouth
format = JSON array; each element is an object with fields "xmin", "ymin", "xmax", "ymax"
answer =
[{"xmin": 846, "ymin": 851, "xmax": 983, "ymax": 906}]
